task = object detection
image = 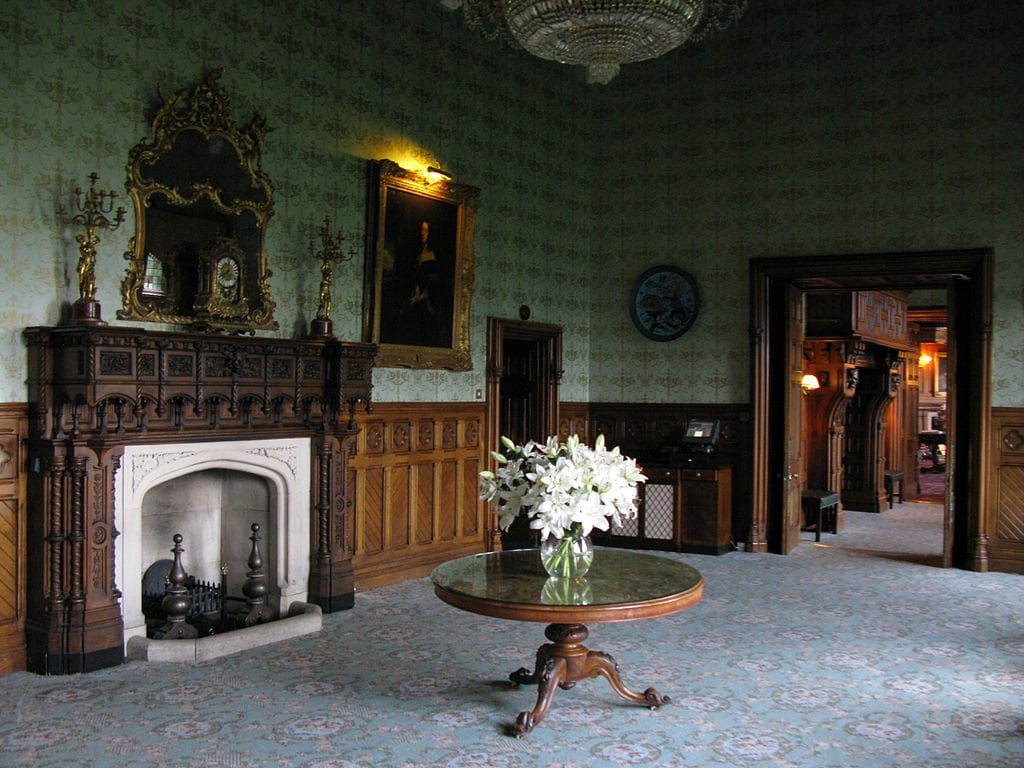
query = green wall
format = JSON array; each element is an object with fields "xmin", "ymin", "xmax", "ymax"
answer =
[
  {"xmin": 0, "ymin": 0, "xmax": 596, "ymax": 403},
  {"xmin": 2, "ymin": 0, "xmax": 1022, "ymax": 408},
  {"xmin": 589, "ymin": 0, "xmax": 1024, "ymax": 405}
]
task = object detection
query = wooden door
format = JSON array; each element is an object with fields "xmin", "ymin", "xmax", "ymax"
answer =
[
  {"xmin": 485, "ymin": 318, "xmax": 562, "ymax": 550},
  {"xmin": 943, "ymin": 279, "xmax": 966, "ymax": 568},
  {"xmin": 782, "ymin": 284, "xmax": 806, "ymax": 553},
  {"xmin": 499, "ymin": 338, "xmax": 544, "ymax": 447}
]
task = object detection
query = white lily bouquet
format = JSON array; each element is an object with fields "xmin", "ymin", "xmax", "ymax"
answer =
[{"xmin": 479, "ymin": 434, "xmax": 646, "ymax": 578}]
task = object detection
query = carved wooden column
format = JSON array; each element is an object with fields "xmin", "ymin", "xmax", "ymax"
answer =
[
  {"xmin": 306, "ymin": 433, "xmax": 357, "ymax": 612},
  {"xmin": 842, "ymin": 356, "xmax": 898, "ymax": 513}
]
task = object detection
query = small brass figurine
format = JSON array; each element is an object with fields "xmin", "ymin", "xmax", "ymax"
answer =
[
  {"xmin": 58, "ymin": 172, "xmax": 126, "ymax": 324},
  {"xmin": 309, "ymin": 216, "xmax": 355, "ymax": 337}
]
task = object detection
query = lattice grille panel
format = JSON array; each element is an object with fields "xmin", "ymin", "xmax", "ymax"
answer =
[
  {"xmin": 611, "ymin": 504, "xmax": 639, "ymax": 536},
  {"xmin": 643, "ymin": 484, "xmax": 674, "ymax": 540}
]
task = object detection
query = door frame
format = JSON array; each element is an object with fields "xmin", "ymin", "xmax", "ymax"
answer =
[
  {"xmin": 484, "ymin": 317, "xmax": 563, "ymax": 548},
  {"xmin": 750, "ymin": 249, "xmax": 992, "ymax": 569}
]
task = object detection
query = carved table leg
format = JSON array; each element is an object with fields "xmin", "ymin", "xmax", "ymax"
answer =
[{"xmin": 508, "ymin": 623, "xmax": 669, "ymax": 736}]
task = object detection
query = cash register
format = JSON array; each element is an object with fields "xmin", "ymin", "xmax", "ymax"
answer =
[{"xmin": 660, "ymin": 418, "xmax": 726, "ymax": 469}]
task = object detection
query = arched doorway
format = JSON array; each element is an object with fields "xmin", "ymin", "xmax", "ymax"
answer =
[{"xmin": 750, "ymin": 249, "xmax": 992, "ymax": 570}]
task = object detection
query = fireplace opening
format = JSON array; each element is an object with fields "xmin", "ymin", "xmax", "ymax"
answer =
[
  {"xmin": 142, "ymin": 469, "xmax": 272, "ymax": 607},
  {"xmin": 117, "ymin": 438, "xmax": 312, "ymax": 649}
]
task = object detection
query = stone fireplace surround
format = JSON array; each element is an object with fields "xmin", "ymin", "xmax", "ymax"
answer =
[
  {"xmin": 24, "ymin": 324, "xmax": 375, "ymax": 674},
  {"xmin": 118, "ymin": 437, "xmax": 311, "ymax": 646}
]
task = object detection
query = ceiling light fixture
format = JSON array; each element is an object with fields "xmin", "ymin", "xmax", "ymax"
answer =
[{"xmin": 451, "ymin": 0, "xmax": 747, "ymax": 84}]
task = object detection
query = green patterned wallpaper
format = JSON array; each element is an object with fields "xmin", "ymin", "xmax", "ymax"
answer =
[
  {"xmin": 0, "ymin": 0, "xmax": 596, "ymax": 403},
  {"xmin": 1, "ymin": 0, "xmax": 1022, "ymax": 408},
  {"xmin": 589, "ymin": 0, "xmax": 1024, "ymax": 406}
]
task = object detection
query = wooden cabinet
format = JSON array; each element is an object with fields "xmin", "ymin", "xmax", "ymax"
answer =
[
  {"xmin": 598, "ymin": 464, "xmax": 732, "ymax": 555},
  {"xmin": 679, "ymin": 466, "xmax": 733, "ymax": 554}
]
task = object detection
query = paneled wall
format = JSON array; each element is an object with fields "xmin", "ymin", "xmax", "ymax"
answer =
[
  {"xmin": 587, "ymin": 403, "xmax": 752, "ymax": 549},
  {"xmin": 558, "ymin": 402, "xmax": 590, "ymax": 443},
  {"xmin": 990, "ymin": 408, "xmax": 1024, "ymax": 574},
  {"xmin": 349, "ymin": 402, "xmax": 488, "ymax": 589},
  {"xmin": 0, "ymin": 404, "xmax": 27, "ymax": 674}
]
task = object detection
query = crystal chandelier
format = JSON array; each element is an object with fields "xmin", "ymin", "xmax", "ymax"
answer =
[{"xmin": 451, "ymin": 1, "xmax": 747, "ymax": 84}]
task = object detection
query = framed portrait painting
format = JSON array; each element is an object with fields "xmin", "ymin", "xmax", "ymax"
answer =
[{"xmin": 363, "ymin": 160, "xmax": 480, "ymax": 370}]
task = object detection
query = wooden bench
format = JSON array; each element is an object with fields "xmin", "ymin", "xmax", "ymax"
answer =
[
  {"xmin": 884, "ymin": 471, "xmax": 904, "ymax": 509},
  {"xmin": 801, "ymin": 490, "xmax": 840, "ymax": 542}
]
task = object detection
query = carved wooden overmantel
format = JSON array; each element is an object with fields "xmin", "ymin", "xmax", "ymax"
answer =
[{"xmin": 23, "ymin": 324, "xmax": 375, "ymax": 674}]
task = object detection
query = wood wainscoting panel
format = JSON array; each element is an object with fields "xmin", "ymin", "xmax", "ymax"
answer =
[
  {"xmin": 559, "ymin": 402, "xmax": 590, "ymax": 442},
  {"xmin": 350, "ymin": 403, "xmax": 487, "ymax": 589},
  {"xmin": 0, "ymin": 404, "xmax": 28, "ymax": 675},
  {"xmin": 389, "ymin": 463, "xmax": 412, "ymax": 550},
  {"xmin": 439, "ymin": 460, "xmax": 458, "ymax": 540},
  {"xmin": 990, "ymin": 408, "xmax": 1024, "ymax": 574},
  {"xmin": 415, "ymin": 464, "xmax": 435, "ymax": 544}
]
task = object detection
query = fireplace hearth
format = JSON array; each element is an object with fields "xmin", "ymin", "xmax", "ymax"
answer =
[
  {"xmin": 128, "ymin": 513, "xmax": 325, "ymax": 664},
  {"xmin": 24, "ymin": 324, "xmax": 375, "ymax": 674}
]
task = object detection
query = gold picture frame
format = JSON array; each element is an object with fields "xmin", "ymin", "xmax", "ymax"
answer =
[{"xmin": 363, "ymin": 160, "xmax": 479, "ymax": 370}]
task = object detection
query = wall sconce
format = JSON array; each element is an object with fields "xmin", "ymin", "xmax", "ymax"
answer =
[
  {"xmin": 919, "ymin": 352, "xmax": 933, "ymax": 367},
  {"xmin": 800, "ymin": 373, "xmax": 821, "ymax": 395},
  {"xmin": 424, "ymin": 166, "xmax": 452, "ymax": 184}
]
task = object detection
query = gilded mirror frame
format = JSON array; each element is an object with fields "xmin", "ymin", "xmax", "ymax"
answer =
[
  {"xmin": 363, "ymin": 160, "xmax": 479, "ymax": 370},
  {"xmin": 119, "ymin": 69, "xmax": 277, "ymax": 333}
]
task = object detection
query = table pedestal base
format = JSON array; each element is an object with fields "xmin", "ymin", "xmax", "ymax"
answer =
[{"xmin": 508, "ymin": 623, "xmax": 669, "ymax": 736}]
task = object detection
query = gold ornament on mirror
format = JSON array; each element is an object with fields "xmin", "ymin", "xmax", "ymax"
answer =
[{"xmin": 58, "ymin": 172, "xmax": 126, "ymax": 324}]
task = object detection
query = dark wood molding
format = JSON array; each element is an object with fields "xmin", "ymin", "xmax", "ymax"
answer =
[{"xmin": 559, "ymin": 402, "xmax": 589, "ymax": 443}]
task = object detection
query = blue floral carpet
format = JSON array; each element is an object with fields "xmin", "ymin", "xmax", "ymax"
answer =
[{"xmin": 1, "ymin": 503, "xmax": 1021, "ymax": 767}]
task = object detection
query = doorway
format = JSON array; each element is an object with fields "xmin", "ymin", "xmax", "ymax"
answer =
[
  {"xmin": 750, "ymin": 250, "xmax": 992, "ymax": 570},
  {"xmin": 485, "ymin": 317, "xmax": 562, "ymax": 550}
]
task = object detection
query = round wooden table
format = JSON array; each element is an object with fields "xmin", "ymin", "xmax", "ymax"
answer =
[{"xmin": 430, "ymin": 548, "xmax": 704, "ymax": 736}]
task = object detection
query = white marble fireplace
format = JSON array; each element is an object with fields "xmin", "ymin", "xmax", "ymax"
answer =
[{"xmin": 115, "ymin": 437, "xmax": 311, "ymax": 648}]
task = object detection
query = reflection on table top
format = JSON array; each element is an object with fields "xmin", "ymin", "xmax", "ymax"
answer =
[{"xmin": 430, "ymin": 548, "xmax": 704, "ymax": 625}]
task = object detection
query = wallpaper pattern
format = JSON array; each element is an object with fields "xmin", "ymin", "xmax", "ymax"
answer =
[
  {"xmin": 589, "ymin": 0, "xmax": 1024, "ymax": 406},
  {"xmin": 0, "ymin": 0, "xmax": 595, "ymax": 403},
  {"xmin": 1, "ymin": 0, "xmax": 1022, "ymax": 407}
]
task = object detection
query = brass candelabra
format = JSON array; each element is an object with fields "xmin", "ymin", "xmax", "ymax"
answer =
[
  {"xmin": 58, "ymin": 172, "xmax": 126, "ymax": 324},
  {"xmin": 310, "ymin": 216, "xmax": 355, "ymax": 338}
]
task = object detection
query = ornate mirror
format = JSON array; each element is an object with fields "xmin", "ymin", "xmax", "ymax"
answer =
[{"xmin": 119, "ymin": 70, "xmax": 277, "ymax": 333}]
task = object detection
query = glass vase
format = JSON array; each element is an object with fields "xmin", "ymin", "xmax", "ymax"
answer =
[{"xmin": 540, "ymin": 529, "xmax": 594, "ymax": 579}]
